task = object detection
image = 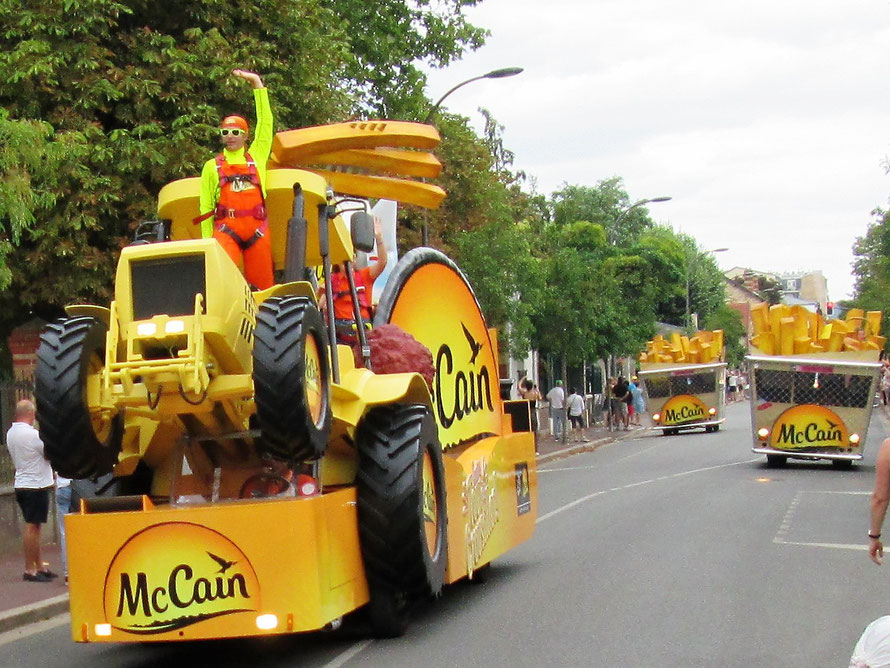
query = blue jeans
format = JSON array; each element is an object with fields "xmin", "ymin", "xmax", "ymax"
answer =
[
  {"xmin": 551, "ymin": 409, "xmax": 566, "ymax": 440},
  {"xmin": 55, "ymin": 485, "xmax": 80, "ymax": 577}
]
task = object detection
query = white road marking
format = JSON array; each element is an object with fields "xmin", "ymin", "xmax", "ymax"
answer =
[
  {"xmin": 774, "ymin": 540, "xmax": 866, "ymax": 551},
  {"xmin": 537, "ymin": 458, "xmax": 761, "ymax": 524},
  {"xmin": 773, "ymin": 490, "xmax": 871, "ymax": 550},
  {"xmin": 0, "ymin": 613, "xmax": 69, "ymax": 648},
  {"xmin": 320, "ymin": 639, "xmax": 374, "ymax": 668}
]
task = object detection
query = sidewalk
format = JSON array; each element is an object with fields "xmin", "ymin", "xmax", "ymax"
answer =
[
  {"xmin": 0, "ymin": 542, "xmax": 70, "ymax": 633},
  {"xmin": 0, "ymin": 420, "xmax": 641, "ymax": 634}
]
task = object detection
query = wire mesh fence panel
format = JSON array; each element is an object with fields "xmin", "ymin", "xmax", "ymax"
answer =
[{"xmin": 753, "ymin": 367, "xmax": 871, "ymax": 408}]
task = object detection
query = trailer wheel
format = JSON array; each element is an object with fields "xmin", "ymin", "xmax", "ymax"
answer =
[
  {"xmin": 356, "ymin": 404, "xmax": 448, "ymax": 638},
  {"xmin": 253, "ymin": 296, "xmax": 331, "ymax": 461},
  {"xmin": 766, "ymin": 454, "xmax": 787, "ymax": 468},
  {"xmin": 35, "ymin": 317, "xmax": 122, "ymax": 479}
]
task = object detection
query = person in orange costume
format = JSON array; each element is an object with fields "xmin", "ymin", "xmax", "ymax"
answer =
[
  {"xmin": 318, "ymin": 218, "xmax": 387, "ymax": 344},
  {"xmin": 195, "ymin": 69, "xmax": 274, "ymax": 290}
]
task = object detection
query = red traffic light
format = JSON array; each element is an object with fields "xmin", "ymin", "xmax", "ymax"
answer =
[{"xmin": 826, "ymin": 302, "xmax": 834, "ymax": 315}]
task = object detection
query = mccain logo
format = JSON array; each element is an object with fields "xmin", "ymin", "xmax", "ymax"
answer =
[
  {"xmin": 433, "ymin": 321, "xmax": 494, "ymax": 429},
  {"xmin": 661, "ymin": 395, "xmax": 708, "ymax": 426},
  {"xmin": 104, "ymin": 523, "xmax": 259, "ymax": 635},
  {"xmin": 771, "ymin": 404, "xmax": 848, "ymax": 449}
]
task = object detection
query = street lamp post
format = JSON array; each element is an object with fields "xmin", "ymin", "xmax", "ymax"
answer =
[
  {"xmin": 423, "ymin": 67, "xmax": 524, "ymax": 124},
  {"xmin": 686, "ymin": 247, "xmax": 729, "ymax": 330},
  {"xmin": 610, "ymin": 196, "xmax": 672, "ymax": 245},
  {"xmin": 421, "ymin": 67, "xmax": 524, "ymax": 246}
]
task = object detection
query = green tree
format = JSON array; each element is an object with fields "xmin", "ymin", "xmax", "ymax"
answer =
[
  {"xmin": 322, "ymin": 0, "xmax": 487, "ymax": 119},
  {"xmin": 851, "ymin": 207, "xmax": 890, "ymax": 342},
  {"xmin": 703, "ymin": 304, "xmax": 746, "ymax": 367},
  {"xmin": 756, "ymin": 275, "xmax": 783, "ymax": 305},
  {"xmin": 683, "ymin": 237, "xmax": 729, "ymax": 331},
  {"xmin": 551, "ymin": 178, "xmax": 656, "ymax": 247},
  {"xmin": 0, "ymin": 0, "xmax": 360, "ymax": 374},
  {"xmin": 0, "ymin": 110, "xmax": 88, "ymax": 373}
]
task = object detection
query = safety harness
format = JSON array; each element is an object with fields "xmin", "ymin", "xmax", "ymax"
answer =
[{"xmin": 192, "ymin": 152, "xmax": 268, "ymax": 249}]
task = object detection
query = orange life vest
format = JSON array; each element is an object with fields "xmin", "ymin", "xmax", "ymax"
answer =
[{"xmin": 330, "ymin": 268, "xmax": 372, "ymax": 320}]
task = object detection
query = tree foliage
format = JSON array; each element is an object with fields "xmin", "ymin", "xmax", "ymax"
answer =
[
  {"xmin": 851, "ymin": 207, "xmax": 890, "ymax": 341},
  {"xmin": 703, "ymin": 304, "xmax": 746, "ymax": 368},
  {"xmin": 0, "ymin": 1, "xmax": 355, "ymax": 352},
  {"xmin": 322, "ymin": 0, "xmax": 487, "ymax": 119},
  {"xmin": 681, "ymin": 236, "xmax": 729, "ymax": 331}
]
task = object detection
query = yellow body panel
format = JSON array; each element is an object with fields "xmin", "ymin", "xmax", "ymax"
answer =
[
  {"xmin": 66, "ymin": 490, "xmax": 368, "ymax": 642},
  {"xmin": 65, "ymin": 428, "xmax": 536, "ymax": 643},
  {"xmin": 272, "ymin": 121, "xmax": 440, "ymax": 164},
  {"xmin": 307, "ymin": 169, "xmax": 446, "ymax": 209},
  {"xmin": 299, "ymin": 147, "xmax": 442, "ymax": 179}
]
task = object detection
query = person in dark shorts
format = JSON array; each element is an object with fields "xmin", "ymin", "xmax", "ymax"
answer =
[
  {"xmin": 6, "ymin": 399, "xmax": 57, "ymax": 582},
  {"xmin": 612, "ymin": 377, "xmax": 631, "ymax": 430}
]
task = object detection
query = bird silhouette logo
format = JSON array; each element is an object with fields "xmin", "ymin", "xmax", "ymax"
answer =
[
  {"xmin": 207, "ymin": 551, "xmax": 238, "ymax": 574},
  {"xmin": 461, "ymin": 322, "xmax": 483, "ymax": 365},
  {"xmin": 826, "ymin": 419, "xmax": 839, "ymax": 429}
]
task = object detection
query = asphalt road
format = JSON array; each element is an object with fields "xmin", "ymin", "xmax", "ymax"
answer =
[{"xmin": 1, "ymin": 400, "xmax": 888, "ymax": 667}]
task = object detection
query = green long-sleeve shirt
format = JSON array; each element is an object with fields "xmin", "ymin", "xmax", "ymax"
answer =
[{"xmin": 198, "ymin": 87, "xmax": 273, "ymax": 238}]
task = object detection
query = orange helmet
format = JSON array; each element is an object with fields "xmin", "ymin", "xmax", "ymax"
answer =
[{"xmin": 220, "ymin": 115, "xmax": 249, "ymax": 131}]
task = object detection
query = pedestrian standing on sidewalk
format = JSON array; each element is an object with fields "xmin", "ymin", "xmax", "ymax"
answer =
[
  {"xmin": 566, "ymin": 387, "xmax": 585, "ymax": 441},
  {"xmin": 55, "ymin": 475, "xmax": 81, "ymax": 584},
  {"xmin": 6, "ymin": 399, "xmax": 58, "ymax": 582},
  {"xmin": 612, "ymin": 377, "xmax": 631, "ymax": 430},
  {"xmin": 546, "ymin": 380, "xmax": 567, "ymax": 442},
  {"xmin": 630, "ymin": 376, "xmax": 645, "ymax": 426}
]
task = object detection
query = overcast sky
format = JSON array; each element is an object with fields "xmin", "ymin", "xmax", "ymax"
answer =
[{"xmin": 424, "ymin": 0, "xmax": 890, "ymax": 301}]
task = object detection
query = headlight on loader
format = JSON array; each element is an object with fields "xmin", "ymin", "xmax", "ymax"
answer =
[
  {"xmin": 757, "ymin": 427, "xmax": 769, "ymax": 440},
  {"xmin": 256, "ymin": 614, "xmax": 278, "ymax": 631},
  {"xmin": 708, "ymin": 407, "xmax": 716, "ymax": 416},
  {"xmin": 165, "ymin": 319, "xmax": 186, "ymax": 334},
  {"xmin": 652, "ymin": 413, "xmax": 661, "ymax": 422},
  {"xmin": 136, "ymin": 322, "xmax": 157, "ymax": 337},
  {"xmin": 849, "ymin": 433, "xmax": 861, "ymax": 446}
]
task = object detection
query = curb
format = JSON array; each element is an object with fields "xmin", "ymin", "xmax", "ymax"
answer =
[
  {"xmin": 0, "ymin": 593, "xmax": 69, "ymax": 634},
  {"xmin": 537, "ymin": 428, "xmax": 642, "ymax": 464}
]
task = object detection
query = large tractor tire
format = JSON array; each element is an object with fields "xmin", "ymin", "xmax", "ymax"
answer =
[
  {"xmin": 252, "ymin": 296, "xmax": 331, "ymax": 461},
  {"xmin": 356, "ymin": 404, "xmax": 448, "ymax": 638},
  {"xmin": 35, "ymin": 317, "xmax": 122, "ymax": 479}
]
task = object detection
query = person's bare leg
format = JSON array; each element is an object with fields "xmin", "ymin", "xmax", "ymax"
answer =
[{"xmin": 23, "ymin": 523, "xmax": 41, "ymax": 574}]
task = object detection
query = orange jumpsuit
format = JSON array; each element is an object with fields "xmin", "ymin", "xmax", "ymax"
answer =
[
  {"xmin": 197, "ymin": 87, "xmax": 274, "ymax": 290},
  {"xmin": 206, "ymin": 154, "xmax": 273, "ymax": 290}
]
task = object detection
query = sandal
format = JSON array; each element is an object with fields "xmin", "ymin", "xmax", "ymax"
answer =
[{"xmin": 38, "ymin": 569, "xmax": 59, "ymax": 579}]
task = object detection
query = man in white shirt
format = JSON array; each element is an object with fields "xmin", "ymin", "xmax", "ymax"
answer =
[
  {"xmin": 546, "ymin": 380, "xmax": 567, "ymax": 441},
  {"xmin": 6, "ymin": 399, "xmax": 57, "ymax": 582},
  {"xmin": 566, "ymin": 388, "xmax": 586, "ymax": 441}
]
